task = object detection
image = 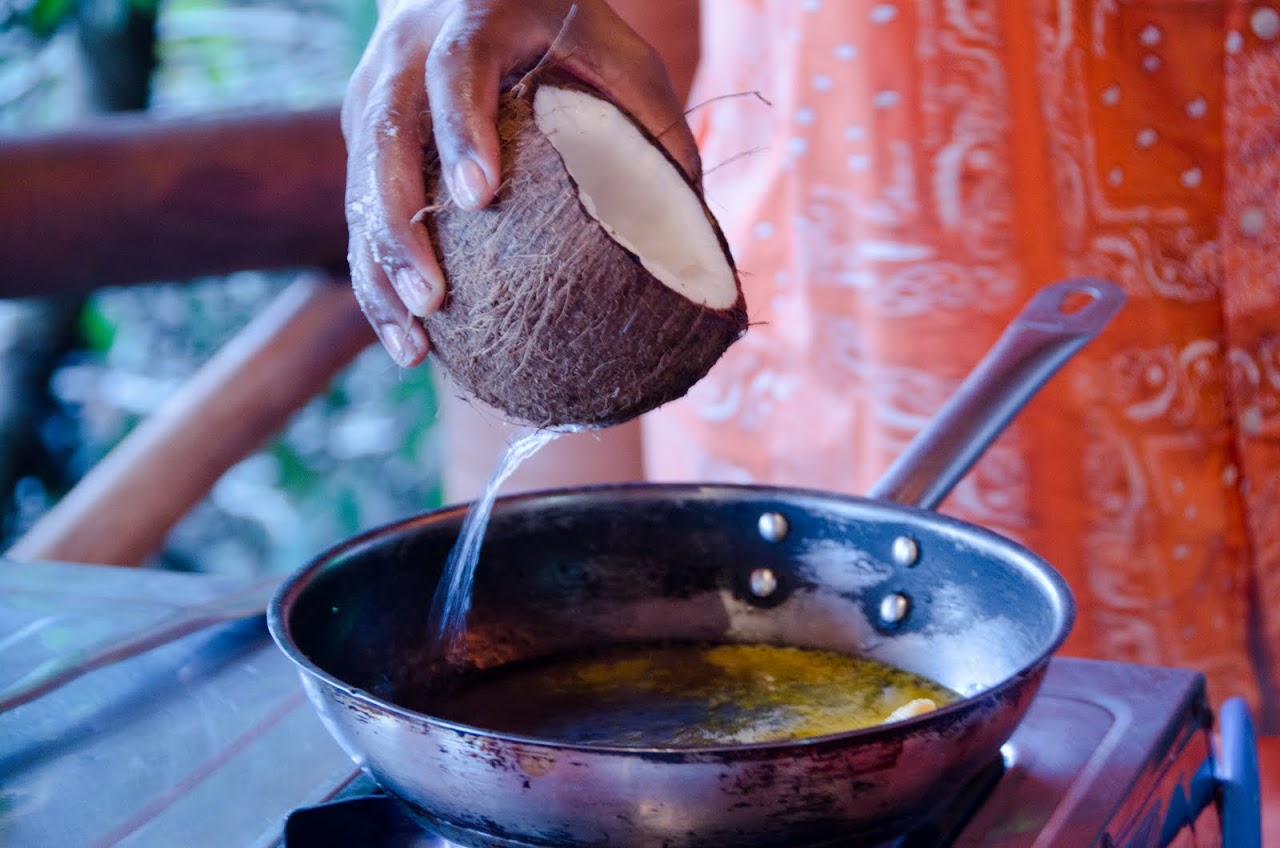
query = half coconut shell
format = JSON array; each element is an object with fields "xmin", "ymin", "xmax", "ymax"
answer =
[{"xmin": 421, "ymin": 79, "xmax": 747, "ymax": 430}]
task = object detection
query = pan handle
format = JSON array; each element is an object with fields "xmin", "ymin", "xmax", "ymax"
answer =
[{"xmin": 866, "ymin": 277, "xmax": 1125, "ymax": 511}]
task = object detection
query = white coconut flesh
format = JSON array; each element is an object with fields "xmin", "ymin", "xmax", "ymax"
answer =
[{"xmin": 532, "ymin": 85, "xmax": 738, "ymax": 311}]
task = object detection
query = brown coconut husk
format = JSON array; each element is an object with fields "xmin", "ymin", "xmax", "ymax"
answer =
[{"xmin": 420, "ymin": 77, "xmax": 748, "ymax": 430}]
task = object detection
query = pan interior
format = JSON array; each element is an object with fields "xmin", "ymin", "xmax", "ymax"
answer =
[
  {"xmin": 282, "ymin": 485, "xmax": 1072, "ymax": 737},
  {"xmin": 412, "ymin": 641, "xmax": 959, "ymax": 747}
]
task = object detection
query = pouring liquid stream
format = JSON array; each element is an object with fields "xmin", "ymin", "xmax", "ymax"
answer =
[{"xmin": 426, "ymin": 426, "xmax": 561, "ymax": 674}]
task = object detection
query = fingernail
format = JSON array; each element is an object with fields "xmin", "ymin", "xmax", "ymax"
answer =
[
  {"xmin": 378, "ymin": 323, "xmax": 410, "ymax": 365},
  {"xmin": 396, "ymin": 268, "xmax": 436, "ymax": 317},
  {"xmin": 450, "ymin": 158, "xmax": 490, "ymax": 209}
]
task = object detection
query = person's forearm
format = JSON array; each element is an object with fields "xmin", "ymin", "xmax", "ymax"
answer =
[{"xmin": 610, "ymin": 0, "xmax": 702, "ymax": 105}]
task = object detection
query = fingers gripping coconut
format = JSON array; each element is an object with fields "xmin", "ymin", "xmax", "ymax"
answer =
[{"xmin": 343, "ymin": 0, "xmax": 747, "ymax": 429}]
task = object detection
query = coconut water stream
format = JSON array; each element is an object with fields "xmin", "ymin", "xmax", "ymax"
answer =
[{"xmin": 427, "ymin": 426, "xmax": 560, "ymax": 671}]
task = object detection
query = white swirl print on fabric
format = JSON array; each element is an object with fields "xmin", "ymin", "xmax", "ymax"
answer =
[
  {"xmin": 1083, "ymin": 227, "xmax": 1222, "ymax": 303},
  {"xmin": 1110, "ymin": 340, "xmax": 1227, "ymax": 426},
  {"xmin": 1231, "ymin": 339, "xmax": 1280, "ymax": 438}
]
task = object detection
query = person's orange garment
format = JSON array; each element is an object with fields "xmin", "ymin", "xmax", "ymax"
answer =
[{"xmin": 644, "ymin": 0, "xmax": 1280, "ymax": 730}]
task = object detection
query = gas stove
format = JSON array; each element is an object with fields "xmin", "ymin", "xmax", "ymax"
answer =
[
  {"xmin": 0, "ymin": 561, "xmax": 1262, "ymax": 847},
  {"xmin": 280, "ymin": 660, "xmax": 1257, "ymax": 848}
]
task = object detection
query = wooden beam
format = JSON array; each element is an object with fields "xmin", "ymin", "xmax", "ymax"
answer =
[
  {"xmin": 0, "ymin": 107, "xmax": 348, "ymax": 297},
  {"xmin": 6, "ymin": 274, "xmax": 375, "ymax": 566}
]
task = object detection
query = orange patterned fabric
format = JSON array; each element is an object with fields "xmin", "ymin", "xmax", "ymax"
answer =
[{"xmin": 642, "ymin": 0, "xmax": 1280, "ymax": 729}]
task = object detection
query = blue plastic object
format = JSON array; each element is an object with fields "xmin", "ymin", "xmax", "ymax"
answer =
[{"xmin": 1217, "ymin": 696, "xmax": 1262, "ymax": 848}]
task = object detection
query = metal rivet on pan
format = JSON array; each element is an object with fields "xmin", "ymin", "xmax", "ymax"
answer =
[
  {"xmin": 749, "ymin": 568, "xmax": 779, "ymax": 598},
  {"xmin": 891, "ymin": 535, "xmax": 920, "ymax": 567},
  {"xmin": 879, "ymin": 592, "xmax": 911, "ymax": 626},
  {"xmin": 757, "ymin": 512, "xmax": 790, "ymax": 543}
]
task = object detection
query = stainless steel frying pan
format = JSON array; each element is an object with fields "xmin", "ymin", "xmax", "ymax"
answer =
[{"xmin": 270, "ymin": 278, "xmax": 1125, "ymax": 847}]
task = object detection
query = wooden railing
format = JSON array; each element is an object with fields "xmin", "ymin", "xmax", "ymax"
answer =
[{"xmin": 0, "ymin": 106, "xmax": 377, "ymax": 565}]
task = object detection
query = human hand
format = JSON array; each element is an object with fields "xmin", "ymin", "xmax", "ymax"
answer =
[{"xmin": 341, "ymin": 0, "xmax": 700, "ymax": 367}]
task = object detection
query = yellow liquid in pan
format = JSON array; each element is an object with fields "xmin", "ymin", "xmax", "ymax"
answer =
[{"xmin": 422, "ymin": 642, "xmax": 958, "ymax": 747}]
